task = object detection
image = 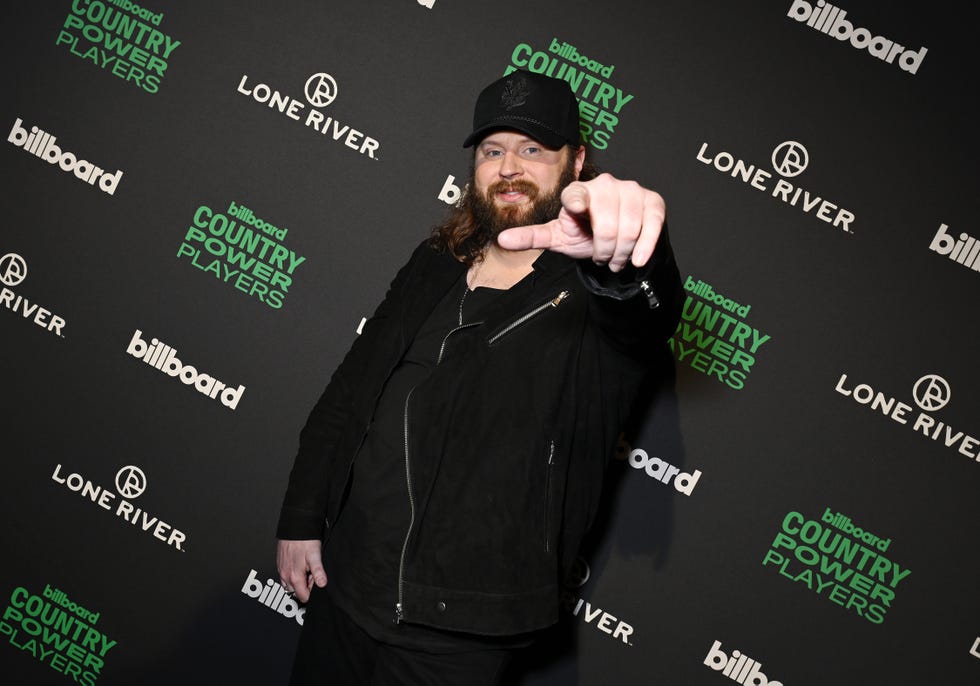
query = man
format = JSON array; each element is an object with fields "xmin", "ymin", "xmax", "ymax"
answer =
[{"xmin": 277, "ymin": 70, "xmax": 682, "ymax": 684}]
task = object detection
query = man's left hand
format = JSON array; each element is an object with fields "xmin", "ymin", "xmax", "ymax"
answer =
[{"xmin": 496, "ymin": 173, "xmax": 665, "ymax": 272}]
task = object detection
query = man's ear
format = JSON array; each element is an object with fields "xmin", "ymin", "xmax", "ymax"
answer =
[{"xmin": 573, "ymin": 145, "xmax": 586, "ymax": 179}]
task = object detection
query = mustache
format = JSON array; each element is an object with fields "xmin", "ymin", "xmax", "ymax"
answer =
[{"xmin": 487, "ymin": 180, "xmax": 539, "ymax": 199}]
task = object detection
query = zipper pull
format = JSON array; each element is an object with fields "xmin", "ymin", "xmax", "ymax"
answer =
[
  {"xmin": 394, "ymin": 602, "xmax": 404, "ymax": 624},
  {"xmin": 551, "ymin": 290, "xmax": 570, "ymax": 307}
]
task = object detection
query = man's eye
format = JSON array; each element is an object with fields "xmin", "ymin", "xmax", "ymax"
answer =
[
  {"xmin": 523, "ymin": 147, "xmax": 541, "ymax": 155},
  {"xmin": 484, "ymin": 149, "xmax": 502, "ymax": 158}
]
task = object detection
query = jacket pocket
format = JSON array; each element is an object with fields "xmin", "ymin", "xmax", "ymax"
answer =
[
  {"xmin": 543, "ymin": 440, "xmax": 555, "ymax": 553},
  {"xmin": 487, "ymin": 291, "xmax": 570, "ymax": 346}
]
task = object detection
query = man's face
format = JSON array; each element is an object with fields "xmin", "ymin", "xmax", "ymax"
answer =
[{"xmin": 470, "ymin": 131, "xmax": 584, "ymax": 236}]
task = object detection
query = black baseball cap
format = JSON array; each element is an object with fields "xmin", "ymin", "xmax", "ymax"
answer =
[{"xmin": 462, "ymin": 71, "xmax": 582, "ymax": 149}]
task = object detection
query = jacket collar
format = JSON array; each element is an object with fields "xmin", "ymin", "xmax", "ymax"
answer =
[
  {"xmin": 399, "ymin": 246, "xmax": 466, "ymax": 338},
  {"xmin": 400, "ymin": 244, "xmax": 577, "ymax": 344},
  {"xmin": 531, "ymin": 247, "xmax": 574, "ymax": 277}
]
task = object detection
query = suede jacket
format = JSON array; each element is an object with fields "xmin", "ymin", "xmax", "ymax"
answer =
[{"xmin": 277, "ymin": 230, "xmax": 681, "ymax": 636}]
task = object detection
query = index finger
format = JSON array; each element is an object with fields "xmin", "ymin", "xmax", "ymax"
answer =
[{"xmin": 496, "ymin": 222, "xmax": 558, "ymax": 251}]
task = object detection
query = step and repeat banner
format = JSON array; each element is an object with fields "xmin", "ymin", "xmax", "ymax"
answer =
[{"xmin": 2, "ymin": 1, "xmax": 977, "ymax": 684}]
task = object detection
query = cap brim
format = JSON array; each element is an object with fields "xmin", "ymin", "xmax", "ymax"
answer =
[{"xmin": 462, "ymin": 121, "xmax": 567, "ymax": 149}]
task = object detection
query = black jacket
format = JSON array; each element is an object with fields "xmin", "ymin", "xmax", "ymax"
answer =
[{"xmin": 277, "ymin": 231, "xmax": 681, "ymax": 635}]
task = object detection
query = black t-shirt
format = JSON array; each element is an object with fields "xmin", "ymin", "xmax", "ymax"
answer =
[{"xmin": 324, "ymin": 274, "xmax": 528, "ymax": 651}]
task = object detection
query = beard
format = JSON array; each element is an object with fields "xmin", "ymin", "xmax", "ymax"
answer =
[{"xmin": 467, "ymin": 155, "xmax": 578, "ymax": 242}]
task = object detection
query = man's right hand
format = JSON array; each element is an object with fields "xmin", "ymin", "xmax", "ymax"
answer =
[{"xmin": 277, "ymin": 539, "xmax": 328, "ymax": 603}]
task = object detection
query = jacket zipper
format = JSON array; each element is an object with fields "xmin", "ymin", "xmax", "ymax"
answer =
[
  {"xmin": 394, "ymin": 386, "xmax": 416, "ymax": 624},
  {"xmin": 487, "ymin": 291, "xmax": 570, "ymax": 345},
  {"xmin": 395, "ymin": 291, "xmax": 569, "ymax": 619},
  {"xmin": 544, "ymin": 440, "xmax": 555, "ymax": 553},
  {"xmin": 395, "ymin": 321, "xmax": 482, "ymax": 623}
]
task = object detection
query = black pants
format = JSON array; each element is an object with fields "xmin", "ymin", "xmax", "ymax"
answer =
[{"xmin": 289, "ymin": 590, "xmax": 515, "ymax": 686}]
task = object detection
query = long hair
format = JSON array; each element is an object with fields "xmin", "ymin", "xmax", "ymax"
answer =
[{"xmin": 429, "ymin": 147, "xmax": 600, "ymax": 265}]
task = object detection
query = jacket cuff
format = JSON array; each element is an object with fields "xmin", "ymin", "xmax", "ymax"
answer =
[
  {"xmin": 575, "ymin": 222, "xmax": 675, "ymax": 309},
  {"xmin": 576, "ymin": 256, "xmax": 661, "ymax": 309},
  {"xmin": 276, "ymin": 507, "xmax": 327, "ymax": 541}
]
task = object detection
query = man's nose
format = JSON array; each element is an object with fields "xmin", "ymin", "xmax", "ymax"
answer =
[{"xmin": 498, "ymin": 150, "xmax": 523, "ymax": 178}]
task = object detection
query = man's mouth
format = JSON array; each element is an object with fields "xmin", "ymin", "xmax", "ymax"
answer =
[
  {"xmin": 496, "ymin": 189, "xmax": 528, "ymax": 203},
  {"xmin": 492, "ymin": 182, "xmax": 537, "ymax": 204}
]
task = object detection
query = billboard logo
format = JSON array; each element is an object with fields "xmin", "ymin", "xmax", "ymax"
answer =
[
  {"xmin": 241, "ymin": 570, "xmax": 305, "ymax": 625},
  {"xmin": 7, "ymin": 118, "xmax": 124, "ymax": 195},
  {"xmin": 625, "ymin": 446, "xmax": 701, "ymax": 496},
  {"xmin": 126, "ymin": 329, "xmax": 246, "ymax": 410},
  {"xmin": 1, "ymin": 584, "xmax": 117, "ymax": 684},
  {"xmin": 762, "ymin": 508, "xmax": 910, "ymax": 624},
  {"xmin": 929, "ymin": 223, "xmax": 980, "ymax": 274},
  {"xmin": 669, "ymin": 275, "xmax": 771, "ymax": 390},
  {"xmin": 437, "ymin": 174, "xmax": 464, "ymax": 206},
  {"xmin": 55, "ymin": 0, "xmax": 181, "ymax": 93},
  {"xmin": 704, "ymin": 640, "xmax": 783, "ymax": 685},
  {"xmin": 175, "ymin": 201, "xmax": 307, "ymax": 310},
  {"xmin": 787, "ymin": 1, "xmax": 927, "ymax": 75}
]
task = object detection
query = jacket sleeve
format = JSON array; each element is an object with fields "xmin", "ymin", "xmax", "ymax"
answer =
[
  {"xmin": 576, "ymin": 222, "xmax": 683, "ymax": 355},
  {"xmin": 276, "ymin": 240, "xmax": 429, "ymax": 540}
]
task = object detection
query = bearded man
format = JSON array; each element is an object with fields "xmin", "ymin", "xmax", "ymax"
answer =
[{"xmin": 276, "ymin": 70, "xmax": 682, "ymax": 685}]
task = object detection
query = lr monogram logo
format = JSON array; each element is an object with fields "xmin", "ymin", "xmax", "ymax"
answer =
[
  {"xmin": 305, "ymin": 73, "xmax": 338, "ymax": 108},
  {"xmin": 913, "ymin": 374, "xmax": 951, "ymax": 412},
  {"xmin": 771, "ymin": 141, "xmax": 809, "ymax": 177},
  {"xmin": 0, "ymin": 253, "xmax": 27, "ymax": 287},
  {"xmin": 115, "ymin": 465, "xmax": 147, "ymax": 499}
]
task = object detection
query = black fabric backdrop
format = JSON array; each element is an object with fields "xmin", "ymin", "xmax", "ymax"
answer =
[{"xmin": 2, "ymin": 1, "xmax": 977, "ymax": 684}]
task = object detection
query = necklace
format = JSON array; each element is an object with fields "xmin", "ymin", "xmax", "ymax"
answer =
[
  {"xmin": 458, "ymin": 284, "xmax": 469, "ymax": 326},
  {"xmin": 461, "ymin": 254, "xmax": 485, "ymax": 324},
  {"xmin": 466, "ymin": 255, "xmax": 483, "ymax": 289}
]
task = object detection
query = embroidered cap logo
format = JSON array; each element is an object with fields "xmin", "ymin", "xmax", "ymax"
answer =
[{"xmin": 501, "ymin": 76, "xmax": 529, "ymax": 110}]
